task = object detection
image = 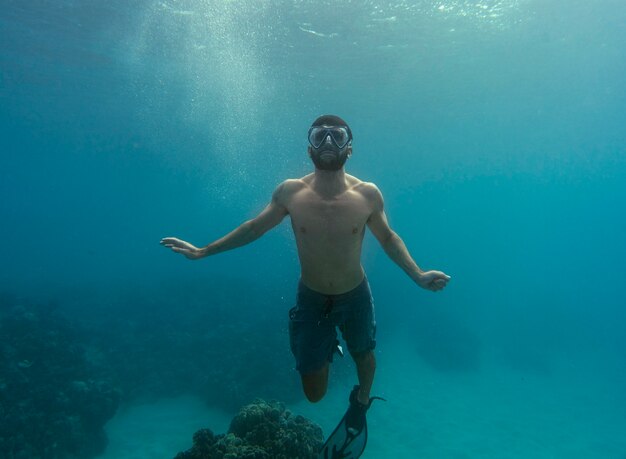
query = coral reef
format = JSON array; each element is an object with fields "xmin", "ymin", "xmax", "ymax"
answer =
[
  {"xmin": 174, "ymin": 399, "xmax": 323, "ymax": 459},
  {"xmin": 0, "ymin": 280, "xmax": 339, "ymax": 457},
  {"xmin": 0, "ymin": 299, "xmax": 120, "ymax": 458}
]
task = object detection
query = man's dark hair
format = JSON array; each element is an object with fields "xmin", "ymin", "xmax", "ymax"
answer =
[{"xmin": 311, "ymin": 114, "xmax": 352, "ymax": 139}]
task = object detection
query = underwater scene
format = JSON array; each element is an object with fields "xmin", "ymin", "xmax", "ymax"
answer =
[{"xmin": 1, "ymin": 0, "xmax": 625, "ymax": 458}]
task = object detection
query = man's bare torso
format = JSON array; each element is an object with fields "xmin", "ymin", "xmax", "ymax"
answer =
[{"xmin": 278, "ymin": 173, "xmax": 377, "ymax": 295}]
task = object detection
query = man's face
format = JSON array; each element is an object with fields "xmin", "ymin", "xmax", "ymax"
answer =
[{"xmin": 307, "ymin": 125, "xmax": 352, "ymax": 171}]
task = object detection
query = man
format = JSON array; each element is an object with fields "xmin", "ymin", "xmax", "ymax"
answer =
[{"xmin": 161, "ymin": 114, "xmax": 450, "ymax": 454}]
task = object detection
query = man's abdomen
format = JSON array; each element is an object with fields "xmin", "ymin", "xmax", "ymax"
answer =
[{"xmin": 298, "ymin": 249, "xmax": 365, "ymax": 295}]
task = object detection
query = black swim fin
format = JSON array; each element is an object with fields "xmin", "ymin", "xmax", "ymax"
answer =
[{"xmin": 318, "ymin": 386, "xmax": 385, "ymax": 459}]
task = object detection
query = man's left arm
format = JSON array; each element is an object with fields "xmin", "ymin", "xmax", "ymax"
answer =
[{"xmin": 364, "ymin": 184, "xmax": 450, "ymax": 292}]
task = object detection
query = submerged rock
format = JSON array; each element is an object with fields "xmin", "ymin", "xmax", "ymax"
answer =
[{"xmin": 175, "ymin": 399, "xmax": 323, "ymax": 459}]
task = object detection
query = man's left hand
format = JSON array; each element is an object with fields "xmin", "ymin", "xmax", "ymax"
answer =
[{"xmin": 417, "ymin": 270, "xmax": 451, "ymax": 292}]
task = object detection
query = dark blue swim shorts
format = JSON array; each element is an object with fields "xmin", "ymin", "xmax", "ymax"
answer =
[{"xmin": 288, "ymin": 276, "xmax": 377, "ymax": 375}]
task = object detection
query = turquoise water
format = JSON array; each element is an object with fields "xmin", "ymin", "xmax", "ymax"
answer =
[{"xmin": 1, "ymin": 1, "xmax": 625, "ymax": 458}]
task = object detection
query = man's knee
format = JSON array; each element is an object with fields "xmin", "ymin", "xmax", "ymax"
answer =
[
  {"xmin": 303, "ymin": 383, "xmax": 327, "ymax": 403},
  {"xmin": 301, "ymin": 364, "xmax": 329, "ymax": 403}
]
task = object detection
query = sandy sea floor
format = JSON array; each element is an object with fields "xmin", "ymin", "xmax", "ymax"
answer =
[{"xmin": 99, "ymin": 339, "xmax": 626, "ymax": 459}]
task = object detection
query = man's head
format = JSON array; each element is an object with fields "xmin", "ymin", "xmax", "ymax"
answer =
[{"xmin": 307, "ymin": 115, "xmax": 353, "ymax": 171}]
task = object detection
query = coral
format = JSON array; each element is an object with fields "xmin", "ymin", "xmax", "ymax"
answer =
[
  {"xmin": 175, "ymin": 399, "xmax": 323, "ymax": 459},
  {"xmin": 0, "ymin": 280, "xmax": 333, "ymax": 457},
  {"xmin": 0, "ymin": 300, "xmax": 120, "ymax": 458}
]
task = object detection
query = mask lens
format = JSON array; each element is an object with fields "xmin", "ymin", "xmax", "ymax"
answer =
[
  {"xmin": 330, "ymin": 127, "xmax": 349, "ymax": 148},
  {"xmin": 308, "ymin": 127, "xmax": 328, "ymax": 148}
]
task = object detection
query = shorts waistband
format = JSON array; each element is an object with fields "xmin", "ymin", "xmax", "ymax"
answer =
[{"xmin": 298, "ymin": 275, "xmax": 369, "ymax": 301}]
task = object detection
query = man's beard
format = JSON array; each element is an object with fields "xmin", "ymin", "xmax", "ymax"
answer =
[{"xmin": 311, "ymin": 148, "xmax": 349, "ymax": 171}]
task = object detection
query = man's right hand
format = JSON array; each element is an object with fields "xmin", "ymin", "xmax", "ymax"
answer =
[{"xmin": 160, "ymin": 237, "xmax": 205, "ymax": 260}]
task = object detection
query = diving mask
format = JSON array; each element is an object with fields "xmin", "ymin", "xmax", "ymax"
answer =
[{"xmin": 308, "ymin": 125, "xmax": 352, "ymax": 149}]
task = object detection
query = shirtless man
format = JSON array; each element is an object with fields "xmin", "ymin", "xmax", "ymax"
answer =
[{"xmin": 161, "ymin": 114, "xmax": 450, "ymax": 418}]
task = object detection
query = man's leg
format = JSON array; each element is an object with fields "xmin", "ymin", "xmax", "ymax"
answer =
[
  {"xmin": 351, "ymin": 350, "xmax": 376, "ymax": 405},
  {"xmin": 301, "ymin": 363, "xmax": 330, "ymax": 403}
]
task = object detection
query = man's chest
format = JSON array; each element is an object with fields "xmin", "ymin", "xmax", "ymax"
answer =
[{"xmin": 287, "ymin": 191, "xmax": 371, "ymax": 238}]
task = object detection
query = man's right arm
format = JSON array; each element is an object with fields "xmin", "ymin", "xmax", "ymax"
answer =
[{"xmin": 160, "ymin": 182, "xmax": 290, "ymax": 259}]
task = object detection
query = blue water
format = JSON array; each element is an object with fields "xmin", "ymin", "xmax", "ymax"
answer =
[{"xmin": 1, "ymin": 1, "xmax": 625, "ymax": 458}]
